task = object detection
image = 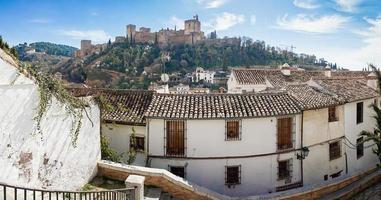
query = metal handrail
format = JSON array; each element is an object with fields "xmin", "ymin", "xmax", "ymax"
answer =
[{"xmin": 0, "ymin": 182, "xmax": 135, "ymax": 200}]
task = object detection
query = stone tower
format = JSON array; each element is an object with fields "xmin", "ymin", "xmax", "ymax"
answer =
[
  {"xmin": 184, "ymin": 15, "xmax": 201, "ymax": 35},
  {"xmin": 126, "ymin": 24, "xmax": 136, "ymax": 43}
]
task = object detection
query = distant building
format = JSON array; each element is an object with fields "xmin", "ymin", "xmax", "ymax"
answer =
[
  {"xmin": 169, "ymin": 83, "xmax": 190, "ymax": 94},
  {"xmin": 192, "ymin": 67, "xmax": 215, "ymax": 84}
]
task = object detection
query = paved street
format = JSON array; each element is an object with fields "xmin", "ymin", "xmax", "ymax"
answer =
[{"xmin": 352, "ymin": 181, "xmax": 381, "ymax": 200}]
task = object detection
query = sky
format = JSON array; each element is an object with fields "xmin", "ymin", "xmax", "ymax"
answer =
[{"xmin": 0, "ymin": 0, "xmax": 381, "ymax": 70}]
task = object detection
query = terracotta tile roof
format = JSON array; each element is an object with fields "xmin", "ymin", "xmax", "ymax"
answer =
[
  {"xmin": 232, "ymin": 69, "xmax": 326, "ymax": 87},
  {"xmin": 332, "ymin": 71, "xmax": 370, "ymax": 78},
  {"xmin": 284, "ymin": 84, "xmax": 343, "ymax": 110},
  {"xmin": 97, "ymin": 89, "xmax": 154, "ymax": 125},
  {"xmin": 232, "ymin": 69, "xmax": 280, "ymax": 85},
  {"xmin": 313, "ymin": 78, "xmax": 379, "ymax": 102},
  {"xmin": 66, "ymin": 87, "xmax": 154, "ymax": 125},
  {"xmin": 145, "ymin": 93, "xmax": 301, "ymax": 119}
]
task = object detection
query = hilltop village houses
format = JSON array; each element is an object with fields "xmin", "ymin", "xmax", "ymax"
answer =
[{"xmin": 68, "ymin": 65, "xmax": 381, "ymax": 197}]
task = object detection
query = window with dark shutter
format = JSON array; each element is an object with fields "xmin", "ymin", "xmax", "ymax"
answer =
[
  {"xmin": 277, "ymin": 117, "xmax": 293, "ymax": 150},
  {"xmin": 166, "ymin": 120, "xmax": 185, "ymax": 157},
  {"xmin": 357, "ymin": 137, "xmax": 364, "ymax": 159},
  {"xmin": 226, "ymin": 120, "xmax": 240, "ymax": 140},
  {"xmin": 130, "ymin": 136, "xmax": 145, "ymax": 151},
  {"xmin": 225, "ymin": 165, "xmax": 241, "ymax": 186},
  {"xmin": 170, "ymin": 166, "xmax": 185, "ymax": 178},
  {"xmin": 278, "ymin": 160, "xmax": 291, "ymax": 180},
  {"xmin": 328, "ymin": 107, "xmax": 338, "ymax": 122},
  {"xmin": 329, "ymin": 141, "xmax": 341, "ymax": 160},
  {"xmin": 356, "ymin": 102, "xmax": 363, "ymax": 124}
]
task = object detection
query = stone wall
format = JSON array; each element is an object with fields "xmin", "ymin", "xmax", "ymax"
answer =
[{"xmin": 98, "ymin": 160, "xmax": 229, "ymax": 200}]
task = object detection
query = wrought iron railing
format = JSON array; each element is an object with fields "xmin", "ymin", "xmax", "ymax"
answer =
[{"xmin": 0, "ymin": 182, "xmax": 135, "ymax": 200}]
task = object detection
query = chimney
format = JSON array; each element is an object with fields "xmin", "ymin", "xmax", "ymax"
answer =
[
  {"xmin": 324, "ymin": 66, "xmax": 331, "ymax": 78},
  {"xmin": 367, "ymin": 72, "xmax": 378, "ymax": 90},
  {"xmin": 281, "ymin": 63, "xmax": 291, "ymax": 76}
]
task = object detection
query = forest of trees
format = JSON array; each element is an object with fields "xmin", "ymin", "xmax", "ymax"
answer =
[
  {"xmin": 15, "ymin": 42, "xmax": 78, "ymax": 58},
  {"xmin": 95, "ymin": 38, "xmax": 329, "ymax": 76}
]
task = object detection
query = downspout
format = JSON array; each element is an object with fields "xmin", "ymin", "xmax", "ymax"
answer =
[
  {"xmin": 301, "ymin": 111, "xmax": 304, "ymax": 186},
  {"xmin": 145, "ymin": 119, "xmax": 151, "ymax": 167}
]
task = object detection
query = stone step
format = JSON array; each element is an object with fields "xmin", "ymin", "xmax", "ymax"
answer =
[{"xmin": 145, "ymin": 188, "xmax": 162, "ymax": 200}]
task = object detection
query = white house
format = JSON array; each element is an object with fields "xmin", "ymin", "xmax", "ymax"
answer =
[
  {"xmin": 145, "ymin": 92, "xmax": 304, "ymax": 196},
  {"xmin": 309, "ymin": 76, "xmax": 380, "ymax": 177},
  {"xmin": 284, "ymin": 84, "xmax": 346, "ymax": 185},
  {"xmin": 86, "ymin": 67, "xmax": 380, "ymax": 197},
  {"xmin": 97, "ymin": 89, "xmax": 153, "ymax": 166},
  {"xmin": 0, "ymin": 49, "xmax": 100, "ymax": 190},
  {"xmin": 192, "ymin": 67, "xmax": 215, "ymax": 84}
]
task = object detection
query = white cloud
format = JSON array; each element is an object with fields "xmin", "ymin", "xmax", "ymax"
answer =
[
  {"xmin": 276, "ymin": 14, "xmax": 349, "ymax": 34},
  {"xmin": 293, "ymin": 0, "xmax": 320, "ymax": 9},
  {"xmin": 60, "ymin": 29, "xmax": 111, "ymax": 43},
  {"xmin": 197, "ymin": 0, "xmax": 228, "ymax": 8},
  {"xmin": 250, "ymin": 15, "xmax": 256, "ymax": 25},
  {"xmin": 29, "ymin": 18, "xmax": 51, "ymax": 24},
  {"xmin": 352, "ymin": 15, "xmax": 381, "ymax": 68},
  {"xmin": 335, "ymin": 0, "xmax": 362, "ymax": 12},
  {"xmin": 169, "ymin": 16, "xmax": 184, "ymax": 30},
  {"xmin": 313, "ymin": 15, "xmax": 381, "ymax": 70},
  {"xmin": 205, "ymin": 12, "xmax": 245, "ymax": 31}
]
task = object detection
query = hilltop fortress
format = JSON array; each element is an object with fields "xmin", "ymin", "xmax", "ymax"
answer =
[{"xmin": 76, "ymin": 15, "xmax": 240, "ymax": 57}]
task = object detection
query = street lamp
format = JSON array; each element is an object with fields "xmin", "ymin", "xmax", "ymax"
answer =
[{"xmin": 297, "ymin": 147, "xmax": 310, "ymax": 160}]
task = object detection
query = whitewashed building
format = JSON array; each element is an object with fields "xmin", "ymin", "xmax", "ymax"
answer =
[
  {"xmin": 192, "ymin": 67, "xmax": 215, "ymax": 84},
  {"xmin": 145, "ymin": 93, "xmax": 304, "ymax": 196},
  {"xmin": 309, "ymin": 76, "xmax": 380, "ymax": 176},
  {"xmin": 83, "ymin": 67, "xmax": 379, "ymax": 197}
]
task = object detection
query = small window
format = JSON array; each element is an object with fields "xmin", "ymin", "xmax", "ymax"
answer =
[
  {"xmin": 130, "ymin": 136, "xmax": 145, "ymax": 152},
  {"xmin": 356, "ymin": 102, "xmax": 363, "ymax": 124},
  {"xmin": 357, "ymin": 137, "xmax": 364, "ymax": 159},
  {"xmin": 328, "ymin": 107, "xmax": 338, "ymax": 122},
  {"xmin": 170, "ymin": 166, "xmax": 185, "ymax": 178},
  {"xmin": 374, "ymin": 99, "xmax": 378, "ymax": 107},
  {"xmin": 278, "ymin": 160, "xmax": 291, "ymax": 180},
  {"xmin": 226, "ymin": 120, "xmax": 240, "ymax": 140},
  {"xmin": 225, "ymin": 165, "xmax": 241, "ymax": 186},
  {"xmin": 329, "ymin": 141, "xmax": 341, "ymax": 160}
]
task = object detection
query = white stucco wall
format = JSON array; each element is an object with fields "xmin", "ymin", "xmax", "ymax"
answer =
[
  {"xmin": 102, "ymin": 123, "xmax": 146, "ymax": 166},
  {"xmin": 344, "ymin": 98, "xmax": 380, "ymax": 175},
  {"xmin": 302, "ymin": 107, "xmax": 346, "ymax": 185},
  {"xmin": 147, "ymin": 115, "xmax": 302, "ymax": 196},
  {"xmin": 0, "ymin": 51, "xmax": 101, "ymax": 190}
]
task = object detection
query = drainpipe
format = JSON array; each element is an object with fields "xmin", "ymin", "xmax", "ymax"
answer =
[
  {"xmin": 301, "ymin": 112, "xmax": 304, "ymax": 186},
  {"xmin": 145, "ymin": 119, "xmax": 150, "ymax": 167}
]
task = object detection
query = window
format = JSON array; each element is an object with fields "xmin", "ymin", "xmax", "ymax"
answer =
[
  {"xmin": 225, "ymin": 165, "xmax": 241, "ymax": 186},
  {"xmin": 277, "ymin": 117, "xmax": 293, "ymax": 150},
  {"xmin": 328, "ymin": 107, "xmax": 338, "ymax": 122},
  {"xmin": 329, "ymin": 141, "xmax": 341, "ymax": 160},
  {"xmin": 130, "ymin": 136, "xmax": 145, "ymax": 152},
  {"xmin": 170, "ymin": 166, "xmax": 185, "ymax": 178},
  {"xmin": 374, "ymin": 98, "xmax": 378, "ymax": 107},
  {"xmin": 356, "ymin": 102, "xmax": 363, "ymax": 124},
  {"xmin": 166, "ymin": 120, "xmax": 185, "ymax": 157},
  {"xmin": 278, "ymin": 160, "xmax": 291, "ymax": 180},
  {"xmin": 226, "ymin": 120, "xmax": 240, "ymax": 140},
  {"xmin": 357, "ymin": 137, "xmax": 364, "ymax": 159}
]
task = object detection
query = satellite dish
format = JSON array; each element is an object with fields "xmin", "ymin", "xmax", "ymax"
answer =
[{"xmin": 161, "ymin": 73, "xmax": 169, "ymax": 83}]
